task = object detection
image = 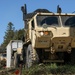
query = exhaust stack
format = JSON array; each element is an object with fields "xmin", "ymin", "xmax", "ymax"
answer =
[{"xmin": 21, "ymin": 4, "xmax": 27, "ymax": 20}]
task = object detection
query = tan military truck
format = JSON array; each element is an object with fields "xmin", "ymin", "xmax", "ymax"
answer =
[{"xmin": 21, "ymin": 5, "xmax": 75, "ymax": 68}]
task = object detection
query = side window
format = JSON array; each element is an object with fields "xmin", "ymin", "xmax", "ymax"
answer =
[
  {"xmin": 65, "ymin": 17, "xmax": 75, "ymax": 27},
  {"xmin": 31, "ymin": 20, "xmax": 35, "ymax": 29}
]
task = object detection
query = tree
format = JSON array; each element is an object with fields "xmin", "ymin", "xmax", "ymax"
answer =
[
  {"xmin": 1, "ymin": 22, "xmax": 24, "ymax": 50},
  {"xmin": 4, "ymin": 22, "xmax": 14, "ymax": 40},
  {"xmin": 2, "ymin": 22, "xmax": 15, "ymax": 49},
  {"xmin": 17, "ymin": 29, "xmax": 24, "ymax": 40},
  {"xmin": 13, "ymin": 29, "xmax": 24, "ymax": 40}
]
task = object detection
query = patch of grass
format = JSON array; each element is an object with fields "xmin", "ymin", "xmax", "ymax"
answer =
[{"xmin": 22, "ymin": 64, "xmax": 75, "ymax": 75}]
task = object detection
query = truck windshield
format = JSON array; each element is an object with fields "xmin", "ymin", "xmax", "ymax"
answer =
[
  {"xmin": 61, "ymin": 16, "xmax": 75, "ymax": 27},
  {"xmin": 36, "ymin": 15, "xmax": 59, "ymax": 27}
]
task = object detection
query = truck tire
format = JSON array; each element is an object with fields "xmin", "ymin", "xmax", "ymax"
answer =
[
  {"xmin": 26, "ymin": 44, "xmax": 39, "ymax": 68},
  {"xmin": 26, "ymin": 44, "xmax": 33, "ymax": 68}
]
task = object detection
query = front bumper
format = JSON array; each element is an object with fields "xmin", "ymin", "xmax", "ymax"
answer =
[{"xmin": 35, "ymin": 36, "xmax": 75, "ymax": 53}]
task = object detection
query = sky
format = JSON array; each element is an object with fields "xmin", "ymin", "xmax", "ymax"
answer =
[{"xmin": 0, "ymin": 0, "xmax": 75, "ymax": 45}]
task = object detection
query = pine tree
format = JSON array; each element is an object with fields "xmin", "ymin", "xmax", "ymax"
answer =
[
  {"xmin": 1, "ymin": 22, "xmax": 24, "ymax": 50},
  {"xmin": 2, "ymin": 22, "xmax": 15, "ymax": 49}
]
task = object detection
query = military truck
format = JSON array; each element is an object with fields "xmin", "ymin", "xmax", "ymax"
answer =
[{"xmin": 21, "ymin": 5, "xmax": 75, "ymax": 68}]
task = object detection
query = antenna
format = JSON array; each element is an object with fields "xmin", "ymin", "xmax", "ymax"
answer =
[
  {"xmin": 24, "ymin": 4, "xmax": 27, "ymax": 15},
  {"xmin": 57, "ymin": 5, "xmax": 62, "ymax": 13}
]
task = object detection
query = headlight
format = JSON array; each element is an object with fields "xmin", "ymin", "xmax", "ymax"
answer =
[
  {"xmin": 39, "ymin": 31, "xmax": 53, "ymax": 37},
  {"xmin": 40, "ymin": 32, "xmax": 44, "ymax": 36},
  {"xmin": 39, "ymin": 31, "xmax": 49, "ymax": 36}
]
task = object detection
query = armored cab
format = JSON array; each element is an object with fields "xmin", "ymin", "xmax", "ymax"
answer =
[{"xmin": 21, "ymin": 4, "xmax": 75, "ymax": 68}]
